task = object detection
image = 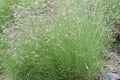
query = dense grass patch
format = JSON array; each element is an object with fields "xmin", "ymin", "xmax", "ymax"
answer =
[
  {"xmin": 103, "ymin": 0, "xmax": 120, "ymax": 24},
  {"xmin": 0, "ymin": 0, "xmax": 34, "ymax": 33},
  {"xmin": 1, "ymin": 0, "xmax": 118, "ymax": 80},
  {"xmin": 0, "ymin": 0, "xmax": 20, "ymax": 33}
]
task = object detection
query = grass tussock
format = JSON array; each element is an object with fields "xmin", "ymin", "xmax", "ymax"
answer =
[{"xmin": 1, "ymin": 0, "xmax": 119, "ymax": 80}]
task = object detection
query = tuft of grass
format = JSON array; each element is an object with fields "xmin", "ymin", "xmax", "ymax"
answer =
[{"xmin": 1, "ymin": 0, "xmax": 118, "ymax": 80}]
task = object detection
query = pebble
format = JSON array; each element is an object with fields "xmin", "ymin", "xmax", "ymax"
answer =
[{"xmin": 103, "ymin": 73, "xmax": 120, "ymax": 80}]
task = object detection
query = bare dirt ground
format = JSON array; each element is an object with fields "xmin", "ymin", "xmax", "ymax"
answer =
[{"xmin": 102, "ymin": 52, "xmax": 120, "ymax": 76}]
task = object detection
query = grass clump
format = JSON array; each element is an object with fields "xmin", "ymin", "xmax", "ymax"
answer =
[{"xmin": 1, "ymin": 0, "xmax": 113, "ymax": 80}]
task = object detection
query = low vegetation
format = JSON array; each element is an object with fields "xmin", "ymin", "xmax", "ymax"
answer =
[{"xmin": 0, "ymin": 0, "xmax": 119, "ymax": 80}]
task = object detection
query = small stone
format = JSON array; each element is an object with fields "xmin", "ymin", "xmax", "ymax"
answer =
[{"xmin": 103, "ymin": 73, "xmax": 120, "ymax": 80}]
